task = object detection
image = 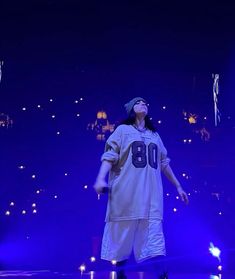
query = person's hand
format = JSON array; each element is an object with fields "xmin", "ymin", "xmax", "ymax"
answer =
[
  {"xmin": 93, "ymin": 178, "xmax": 108, "ymax": 194},
  {"xmin": 176, "ymin": 186, "xmax": 189, "ymax": 205}
]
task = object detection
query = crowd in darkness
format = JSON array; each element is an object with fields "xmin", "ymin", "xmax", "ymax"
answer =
[{"xmin": 0, "ymin": 0, "xmax": 235, "ymax": 273}]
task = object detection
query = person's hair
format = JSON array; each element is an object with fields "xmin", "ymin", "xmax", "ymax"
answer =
[{"xmin": 119, "ymin": 109, "xmax": 157, "ymax": 132}]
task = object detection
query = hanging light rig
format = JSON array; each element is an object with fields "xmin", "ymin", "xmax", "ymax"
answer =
[
  {"xmin": 212, "ymin": 74, "xmax": 221, "ymax": 127},
  {"xmin": 0, "ymin": 60, "xmax": 3, "ymax": 83}
]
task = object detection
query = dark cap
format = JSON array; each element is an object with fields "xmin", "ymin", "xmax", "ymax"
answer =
[{"xmin": 124, "ymin": 97, "xmax": 147, "ymax": 115}]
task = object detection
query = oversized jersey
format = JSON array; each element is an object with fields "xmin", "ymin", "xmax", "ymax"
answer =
[{"xmin": 101, "ymin": 124, "xmax": 170, "ymax": 222}]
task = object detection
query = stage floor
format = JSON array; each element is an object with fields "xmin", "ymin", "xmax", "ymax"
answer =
[{"xmin": 0, "ymin": 270, "xmax": 232, "ymax": 279}]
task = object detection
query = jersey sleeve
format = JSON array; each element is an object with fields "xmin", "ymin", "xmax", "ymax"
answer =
[
  {"xmin": 101, "ymin": 125, "xmax": 123, "ymax": 164},
  {"xmin": 157, "ymin": 133, "xmax": 171, "ymax": 171}
]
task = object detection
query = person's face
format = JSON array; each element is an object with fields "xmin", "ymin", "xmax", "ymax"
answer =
[{"xmin": 133, "ymin": 100, "xmax": 148, "ymax": 116}]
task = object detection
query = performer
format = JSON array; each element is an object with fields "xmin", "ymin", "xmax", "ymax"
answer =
[{"xmin": 94, "ymin": 97, "xmax": 189, "ymax": 279}]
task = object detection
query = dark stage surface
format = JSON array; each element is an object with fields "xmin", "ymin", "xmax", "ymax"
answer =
[{"xmin": 0, "ymin": 270, "xmax": 232, "ymax": 279}]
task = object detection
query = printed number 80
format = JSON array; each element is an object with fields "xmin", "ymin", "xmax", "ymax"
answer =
[{"xmin": 131, "ymin": 141, "xmax": 158, "ymax": 169}]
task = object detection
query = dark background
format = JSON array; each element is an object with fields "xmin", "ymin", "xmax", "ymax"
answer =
[{"xmin": 0, "ymin": 0, "xmax": 235, "ymax": 275}]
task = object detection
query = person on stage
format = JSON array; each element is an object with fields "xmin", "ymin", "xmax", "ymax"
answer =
[{"xmin": 94, "ymin": 97, "xmax": 189, "ymax": 279}]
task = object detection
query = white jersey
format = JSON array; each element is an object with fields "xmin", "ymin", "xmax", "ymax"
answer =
[{"xmin": 101, "ymin": 124, "xmax": 170, "ymax": 222}]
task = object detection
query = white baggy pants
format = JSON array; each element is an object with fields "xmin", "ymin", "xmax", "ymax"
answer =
[{"xmin": 101, "ymin": 218, "xmax": 166, "ymax": 263}]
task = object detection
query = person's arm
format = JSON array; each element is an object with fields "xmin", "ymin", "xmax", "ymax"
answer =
[
  {"xmin": 94, "ymin": 126, "xmax": 122, "ymax": 194},
  {"xmin": 162, "ymin": 164, "xmax": 189, "ymax": 204},
  {"xmin": 93, "ymin": 160, "xmax": 112, "ymax": 194}
]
